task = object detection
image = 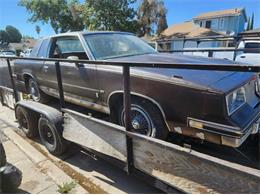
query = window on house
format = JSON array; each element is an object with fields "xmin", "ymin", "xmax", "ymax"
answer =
[
  {"xmin": 205, "ymin": 20, "xmax": 211, "ymax": 28},
  {"xmin": 200, "ymin": 21, "xmax": 203, "ymax": 27}
]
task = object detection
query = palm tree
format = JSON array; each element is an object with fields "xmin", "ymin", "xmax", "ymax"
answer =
[{"xmin": 35, "ymin": 25, "xmax": 41, "ymax": 38}]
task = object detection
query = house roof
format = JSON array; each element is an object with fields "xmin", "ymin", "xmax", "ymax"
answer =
[
  {"xmin": 239, "ymin": 28, "xmax": 260, "ymax": 34},
  {"xmin": 193, "ymin": 8, "xmax": 246, "ymax": 20},
  {"xmin": 161, "ymin": 21, "xmax": 194, "ymax": 37},
  {"xmin": 161, "ymin": 21, "xmax": 224, "ymax": 38}
]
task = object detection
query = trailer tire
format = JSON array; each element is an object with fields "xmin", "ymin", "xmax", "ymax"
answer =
[
  {"xmin": 38, "ymin": 117, "xmax": 66, "ymax": 155},
  {"xmin": 117, "ymin": 97, "xmax": 168, "ymax": 139},
  {"xmin": 28, "ymin": 78, "xmax": 50, "ymax": 103},
  {"xmin": 16, "ymin": 106, "xmax": 38, "ymax": 138}
]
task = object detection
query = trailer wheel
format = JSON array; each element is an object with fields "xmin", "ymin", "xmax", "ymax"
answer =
[
  {"xmin": 28, "ymin": 78, "xmax": 49, "ymax": 103},
  {"xmin": 118, "ymin": 98, "xmax": 168, "ymax": 139},
  {"xmin": 38, "ymin": 117, "xmax": 66, "ymax": 155},
  {"xmin": 16, "ymin": 106, "xmax": 38, "ymax": 138}
]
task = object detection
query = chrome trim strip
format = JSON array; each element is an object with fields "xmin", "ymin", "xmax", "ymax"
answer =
[
  {"xmin": 41, "ymin": 86, "xmax": 110, "ymax": 114},
  {"xmin": 37, "ymin": 78, "xmax": 100, "ymax": 93},
  {"xmin": 187, "ymin": 117, "xmax": 240, "ymax": 134},
  {"xmin": 107, "ymin": 90, "xmax": 171, "ymax": 132}
]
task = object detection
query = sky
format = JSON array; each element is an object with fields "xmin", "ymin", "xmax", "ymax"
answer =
[{"xmin": 0, "ymin": 0, "xmax": 260, "ymax": 38}]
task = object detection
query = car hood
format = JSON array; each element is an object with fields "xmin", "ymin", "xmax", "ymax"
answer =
[{"xmin": 107, "ymin": 53, "xmax": 254, "ymax": 93}]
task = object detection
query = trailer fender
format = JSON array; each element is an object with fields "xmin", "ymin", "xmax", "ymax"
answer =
[{"xmin": 15, "ymin": 100, "xmax": 63, "ymax": 129}]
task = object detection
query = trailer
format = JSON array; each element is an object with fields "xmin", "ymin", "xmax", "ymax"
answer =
[{"xmin": 0, "ymin": 56, "xmax": 260, "ymax": 193}]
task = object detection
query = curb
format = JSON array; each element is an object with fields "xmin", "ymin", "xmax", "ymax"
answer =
[{"xmin": 2, "ymin": 127, "xmax": 88, "ymax": 194}]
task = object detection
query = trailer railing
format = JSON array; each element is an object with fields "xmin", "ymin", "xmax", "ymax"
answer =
[
  {"xmin": 0, "ymin": 55, "xmax": 260, "ymax": 178},
  {"xmin": 156, "ymin": 35, "xmax": 260, "ymax": 60}
]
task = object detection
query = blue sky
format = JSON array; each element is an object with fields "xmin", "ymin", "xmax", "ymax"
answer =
[{"xmin": 0, "ymin": 0, "xmax": 260, "ymax": 38}]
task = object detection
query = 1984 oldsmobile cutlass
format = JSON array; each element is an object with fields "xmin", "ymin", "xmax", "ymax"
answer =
[{"xmin": 13, "ymin": 31, "xmax": 260, "ymax": 147}]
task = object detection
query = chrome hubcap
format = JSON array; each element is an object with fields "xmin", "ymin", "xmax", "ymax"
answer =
[{"xmin": 121, "ymin": 105, "xmax": 155, "ymax": 136}]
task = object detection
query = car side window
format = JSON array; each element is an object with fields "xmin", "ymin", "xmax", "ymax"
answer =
[
  {"xmin": 50, "ymin": 37, "xmax": 89, "ymax": 60},
  {"xmin": 244, "ymin": 42, "xmax": 260, "ymax": 54},
  {"xmin": 30, "ymin": 40, "xmax": 43, "ymax": 57},
  {"xmin": 38, "ymin": 39, "xmax": 50, "ymax": 58}
]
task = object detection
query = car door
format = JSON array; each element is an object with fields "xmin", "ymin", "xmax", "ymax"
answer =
[{"xmin": 43, "ymin": 35, "xmax": 99, "ymax": 103}]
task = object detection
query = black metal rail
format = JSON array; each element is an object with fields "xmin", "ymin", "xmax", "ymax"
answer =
[{"xmin": 1, "ymin": 55, "xmax": 260, "ymax": 177}]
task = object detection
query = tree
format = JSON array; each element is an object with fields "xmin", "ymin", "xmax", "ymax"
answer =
[
  {"xmin": 250, "ymin": 13, "xmax": 254, "ymax": 30},
  {"xmin": 137, "ymin": 0, "xmax": 166, "ymax": 36},
  {"xmin": 18, "ymin": 0, "xmax": 84, "ymax": 33},
  {"xmin": 246, "ymin": 16, "xmax": 251, "ymax": 31},
  {"xmin": 35, "ymin": 25, "xmax": 41, "ymax": 37},
  {"xmin": 156, "ymin": 2, "xmax": 168, "ymax": 35},
  {"xmin": 80, "ymin": 0, "xmax": 138, "ymax": 32},
  {"xmin": 5, "ymin": 25, "xmax": 22, "ymax": 43},
  {"xmin": 0, "ymin": 30, "xmax": 10, "ymax": 46}
]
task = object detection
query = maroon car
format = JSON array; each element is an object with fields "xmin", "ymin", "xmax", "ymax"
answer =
[{"xmin": 13, "ymin": 31, "xmax": 260, "ymax": 147}]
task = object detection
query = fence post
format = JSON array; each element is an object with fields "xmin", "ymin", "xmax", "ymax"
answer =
[
  {"xmin": 6, "ymin": 58, "xmax": 19, "ymax": 103},
  {"xmin": 123, "ymin": 65, "xmax": 134, "ymax": 174},
  {"xmin": 55, "ymin": 61, "xmax": 65, "ymax": 109}
]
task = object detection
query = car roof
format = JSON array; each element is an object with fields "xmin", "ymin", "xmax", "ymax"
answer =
[{"xmin": 43, "ymin": 31, "xmax": 133, "ymax": 39}]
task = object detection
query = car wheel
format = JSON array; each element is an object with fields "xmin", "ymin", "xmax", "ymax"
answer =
[
  {"xmin": 118, "ymin": 98, "xmax": 168, "ymax": 139},
  {"xmin": 38, "ymin": 117, "xmax": 67, "ymax": 155},
  {"xmin": 28, "ymin": 78, "xmax": 49, "ymax": 103},
  {"xmin": 16, "ymin": 106, "xmax": 38, "ymax": 138}
]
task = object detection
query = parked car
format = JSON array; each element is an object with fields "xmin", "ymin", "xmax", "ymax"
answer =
[
  {"xmin": 13, "ymin": 32, "xmax": 260, "ymax": 148},
  {"xmin": 20, "ymin": 49, "xmax": 32, "ymax": 57},
  {"xmin": 0, "ymin": 50, "xmax": 16, "ymax": 57},
  {"xmin": 235, "ymin": 40, "xmax": 260, "ymax": 64}
]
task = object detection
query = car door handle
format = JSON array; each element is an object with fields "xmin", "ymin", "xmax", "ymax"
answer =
[{"xmin": 240, "ymin": 55, "xmax": 246, "ymax": 58}]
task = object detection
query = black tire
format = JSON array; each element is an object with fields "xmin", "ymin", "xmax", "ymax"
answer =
[
  {"xmin": 38, "ymin": 117, "xmax": 67, "ymax": 155},
  {"xmin": 0, "ymin": 143, "xmax": 6, "ymax": 167},
  {"xmin": 16, "ymin": 106, "xmax": 38, "ymax": 138},
  {"xmin": 1, "ymin": 163, "xmax": 22, "ymax": 193},
  {"xmin": 117, "ymin": 97, "xmax": 168, "ymax": 139},
  {"xmin": 28, "ymin": 78, "xmax": 50, "ymax": 103}
]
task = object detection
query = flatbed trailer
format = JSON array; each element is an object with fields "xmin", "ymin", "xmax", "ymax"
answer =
[{"xmin": 0, "ymin": 56, "xmax": 260, "ymax": 193}]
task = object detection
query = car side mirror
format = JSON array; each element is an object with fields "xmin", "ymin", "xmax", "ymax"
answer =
[{"xmin": 67, "ymin": 56, "xmax": 79, "ymax": 60}]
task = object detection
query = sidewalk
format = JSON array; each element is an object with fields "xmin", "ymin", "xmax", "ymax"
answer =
[{"xmin": 0, "ymin": 105, "xmax": 87, "ymax": 194}]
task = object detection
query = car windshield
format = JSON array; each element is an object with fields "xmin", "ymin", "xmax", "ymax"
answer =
[{"xmin": 84, "ymin": 33, "xmax": 157, "ymax": 60}]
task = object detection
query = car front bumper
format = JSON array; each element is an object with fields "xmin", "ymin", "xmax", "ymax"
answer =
[{"xmin": 168, "ymin": 111, "xmax": 260, "ymax": 148}]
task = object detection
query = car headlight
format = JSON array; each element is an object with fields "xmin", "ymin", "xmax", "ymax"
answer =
[{"xmin": 226, "ymin": 87, "xmax": 246, "ymax": 115}]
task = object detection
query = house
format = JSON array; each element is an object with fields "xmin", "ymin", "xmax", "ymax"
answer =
[
  {"xmin": 156, "ymin": 8, "xmax": 247, "ymax": 51},
  {"xmin": 193, "ymin": 8, "xmax": 247, "ymax": 35}
]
